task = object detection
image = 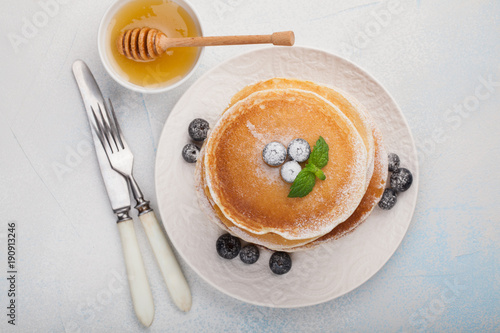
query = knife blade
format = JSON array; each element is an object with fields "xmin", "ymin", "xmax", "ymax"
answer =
[
  {"xmin": 72, "ymin": 60, "xmax": 130, "ymax": 214},
  {"xmin": 72, "ymin": 60, "xmax": 155, "ymax": 327}
]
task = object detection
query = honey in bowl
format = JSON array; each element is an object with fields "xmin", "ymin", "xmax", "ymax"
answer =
[{"xmin": 107, "ymin": 0, "xmax": 201, "ymax": 88}]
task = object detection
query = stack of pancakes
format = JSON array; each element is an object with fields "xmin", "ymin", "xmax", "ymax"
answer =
[{"xmin": 195, "ymin": 78, "xmax": 388, "ymax": 251}]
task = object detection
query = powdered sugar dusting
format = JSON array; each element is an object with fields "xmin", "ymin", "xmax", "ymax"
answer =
[
  {"xmin": 253, "ymin": 159, "xmax": 282, "ymax": 186},
  {"xmin": 246, "ymin": 120, "xmax": 267, "ymax": 144},
  {"xmin": 203, "ymin": 87, "xmax": 370, "ymax": 240}
]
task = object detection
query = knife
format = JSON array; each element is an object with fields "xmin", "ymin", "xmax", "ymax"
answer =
[
  {"xmin": 90, "ymin": 98, "xmax": 192, "ymax": 312},
  {"xmin": 72, "ymin": 60, "xmax": 154, "ymax": 327}
]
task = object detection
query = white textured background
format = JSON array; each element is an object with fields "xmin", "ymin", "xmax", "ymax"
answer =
[{"xmin": 0, "ymin": 0, "xmax": 499, "ymax": 332}]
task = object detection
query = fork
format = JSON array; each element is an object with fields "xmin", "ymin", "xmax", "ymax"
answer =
[{"xmin": 91, "ymin": 101, "xmax": 192, "ymax": 312}]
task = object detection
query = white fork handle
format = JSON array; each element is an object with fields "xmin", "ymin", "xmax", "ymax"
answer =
[
  {"xmin": 117, "ymin": 219, "xmax": 155, "ymax": 326},
  {"xmin": 139, "ymin": 211, "xmax": 192, "ymax": 312}
]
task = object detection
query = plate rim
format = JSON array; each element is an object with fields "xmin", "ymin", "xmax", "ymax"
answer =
[{"xmin": 154, "ymin": 45, "xmax": 419, "ymax": 308}]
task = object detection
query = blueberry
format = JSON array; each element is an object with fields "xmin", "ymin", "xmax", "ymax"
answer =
[
  {"xmin": 182, "ymin": 143, "xmax": 200, "ymax": 163},
  {"xmin": 239, "ymin": 244, "xmax": 260, "ymax": 264},
  {"xmin": 262, "ymin": 142, "xmax": 287, "ymax": 166},
  {"xmin": 390, "ymin": 168, "xmax": 413, "ymax": 192},
  {"xmin": 269, "ymin": 252, "xmax": 292, "ymax": 275},
  {"xmin": 188, "ymin": 118, "xmax": 210, "ymax": 141},
  {"xmin": 287, "ymin": 138, "xmax": 311, "ymax": 162},
  {"xmin": 280, "ymin": 161, "xmax": 302, "ymax": 183},
  {"xmin": 216, "ymin": 234, "xmax": 241, "ymax": 259},
  {"xmin": 388, "ymin": 153, "xmax": 400, "ymax": 172},
  {"xmin": 378, "ymin": 188, "xmax": 398, "ymax": 210}
]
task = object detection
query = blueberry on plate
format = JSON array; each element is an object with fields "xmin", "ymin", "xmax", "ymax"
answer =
[
  {"xmin": 378, "ymin": 188, "xmax": 397, "ymax": 210},
  {"xmin": 388, "ymin": 153, "xmax": 400, "ymax": 172},
  {"xmin": 390, "ymin": 168, "xmax": 413, "ymax": 192},
  {"xmin": 262, "ymin": 142, "xmax": 287, "ymax": 166},
  {"xmin": 240, "ymin": 244, "xmax": 260, "ymax": 264},
  {"xmin": 188, "ymin": 118, "xmax": 210, "ymax": 141},
  {"xmin": 287, "ymin": 138, "xmax": 311, "ymax": 163},
  {"xmin": 216, "ymin": 234, "xmax": 241, "ymax": 259},
  {"xmin": 182, "ymin": 143, "xmax": 200, "ymax": 163},
  {"xmin": 269, "ymin": 252, "xmax": 292, "ymax": 275},
  {"xmin": 280, "ymin": 161, "xmax": 302, "ymax": 183}
]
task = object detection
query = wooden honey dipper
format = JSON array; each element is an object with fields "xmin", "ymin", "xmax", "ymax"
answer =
[{"xmin": 117, "ymin": 27, "xmax": 295, "ymax": 61}]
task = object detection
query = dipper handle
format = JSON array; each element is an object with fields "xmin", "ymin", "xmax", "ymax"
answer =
[
  {"xmin": 161, "ymin": 31, "xmax": 295, "ymax": 48},
  {"xmin": 117, "ymin": 28, "xmax": 295, "ymax": 62}
]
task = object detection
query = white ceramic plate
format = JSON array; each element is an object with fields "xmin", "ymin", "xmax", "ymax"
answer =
[{"xmin": 155, "ymin": 46, "xmax": 419, "ymax": 308}]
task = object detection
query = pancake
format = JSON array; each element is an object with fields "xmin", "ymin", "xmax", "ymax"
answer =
[
  {"xmin": 289, "ymin": 120, "xmax": 388, "ymax": 250},
  {"xmin": 203, "ymin": 88, "xmax": 368, "ymax": 240},
  {"xmin": 228, "ymin": 78, "xmax": 375, "ymax": 190},
  {"xmin": 201, "ymin": 79, "xmax": 383, "ymax": 250}
]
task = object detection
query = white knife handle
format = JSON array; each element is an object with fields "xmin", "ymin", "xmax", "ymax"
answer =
[
  {"xmin": 139, "ymin": 211, "xmax": 192, "ymax": 312},
  {"xmin": 117, "ymin": 219, "xmax": 155, "ymax": 326}
]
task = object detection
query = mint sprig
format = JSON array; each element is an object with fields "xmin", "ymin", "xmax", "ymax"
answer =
[{"xmin": 288, "ymin": 137, "xmax": 329, "ymax": 198}]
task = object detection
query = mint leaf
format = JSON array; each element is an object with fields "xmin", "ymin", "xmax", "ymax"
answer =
[
  {"xmin": 288, "ymin": 169, "xmax": 316, "ymax": 198},
  {"xmin": 305, "ymin": 163, "xmax": 326, "ymax": 180},
  {"xmin": 309, "ymin": 136, "xmax": 329, "ymax": 169}
]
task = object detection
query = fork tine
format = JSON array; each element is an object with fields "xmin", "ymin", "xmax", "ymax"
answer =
[
  {"xmin": 97, "ymin": 103, "xmax": 118, "ymax": 153},
  {"xmin": 93, "ymin": 104, "xmax": 115, "ymax": 154},
  {"xmin": 107, "ymin": 99, "xmax": 124, "ymax": 149},
  {"xmin": 91, "ymin": 105, "xmax": 110, "ymax": 153}
]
